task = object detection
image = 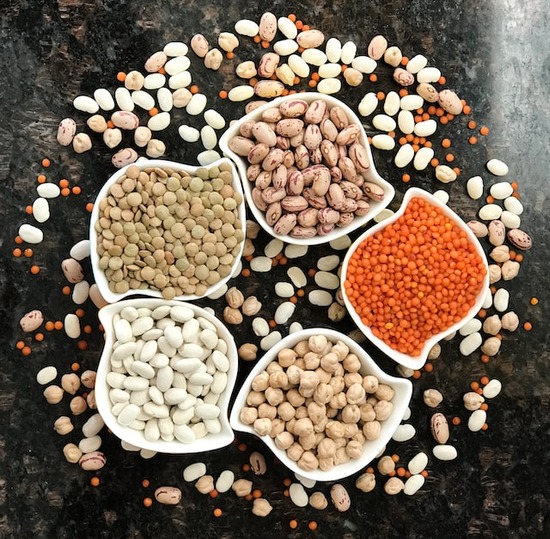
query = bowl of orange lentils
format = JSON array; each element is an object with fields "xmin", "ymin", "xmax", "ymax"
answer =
[{"xmin": 341, "ymin": 187, "xmax": 490, "ymax": 370}]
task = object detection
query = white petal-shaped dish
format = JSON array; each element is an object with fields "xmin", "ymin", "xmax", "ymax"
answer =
[
  {"xmin": 219, "ymin": 92, "xmax": 395, "ymax": 246},
  {"xmin": 89, "ymin": 158, "xmax": 246, "ymax": 304},
  {"xmin": 341, "ymin": 187, "xmax": 490, "ymax": 370},
  {"xmin": 230, "ymin": 328, "xmax": 413, "ymax": 482},
  {"xmin": 96, "ymin": 298, "xmax": 238, "ymax": 454}
]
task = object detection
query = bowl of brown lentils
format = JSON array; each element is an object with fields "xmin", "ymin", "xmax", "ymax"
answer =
[{"xmin": 89, "ymin": 158, "xmax": 246, "ymax": 304}]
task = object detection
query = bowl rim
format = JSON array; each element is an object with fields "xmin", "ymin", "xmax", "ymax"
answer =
[
  {"xmin": 218, "ymin": 91, "xmax": 395, "ymax": 246},
  {"xmin": 229, "ymin": 327, "xmax": 413, "ymax": 482},
  {"xmin": 340, "ymin": 187, "xmax": 490, "ymax": 370},
  {"xmin": 95, "ymin": 298, "xmax": 239, "ymax": 454},
  {"xmin": 89, "ymin": 157, "xmax": 246, "ymax": 304}
]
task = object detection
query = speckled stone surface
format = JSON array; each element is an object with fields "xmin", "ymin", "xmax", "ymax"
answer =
[{"xmin": 0, "ymin": 1, "xmax": 549, "ymax": 537}]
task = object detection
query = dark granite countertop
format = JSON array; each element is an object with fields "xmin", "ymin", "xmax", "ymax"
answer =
[{"xmin": 1, "ymin": 1, "xmax": 549, "ymax": 537}]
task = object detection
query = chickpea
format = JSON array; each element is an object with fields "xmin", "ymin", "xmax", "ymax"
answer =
[
  {"xmin": 334, "ymin": 447, "xmax": 350, "ymax": 465},
  {"xmin": 374, "ymin": 400, "xmax": 393, "ymax": 421},
  {"xmin": 275, "ymin": 431, "xmax": 294, "ymax": 450},
  {"xmin": 253, "ymin": 418, "xmax": 272, "ymax": 436},
  {"xmin": 320, "ymin": 352, "xmax": 339, "ymax": 373},
  {"xmin": 331, "ymin": 341, "xmax": 350, "ymax": 361},
  {"xmin": 363, "ymin": 420, "xmax": 381, "ymax": 440},
  {"xmin": 277, "ymin": 401, "xmax": 296, "ymax": 421},
  {"xmin": 362, "ymin": 375, "xmax": 379, "ymax": 394},
  {"xmin": 355, "ymin": 472, "xmax": 376, "ymax": 493},
  {"xmin": 344, "ymin": 372, "xmax": 363, "ymax": 388},
  {"xmin": 341, "ymin": 403, "xmax": 361, "ymax": 424},
  {"xmin": 314, "ymin": 366, "xmax": 333, "ymax": 384},
  {"xmin": 251, "ymin": 371, "xmax": 270, "ymax": 392},
  {"xmin": 286, "ymin": 365, "xmax": 303, "ymax": 385},
  {"xmin": 317, "ymin": 437, "xmax": 336, "ymax": 458},
  {"xmin": 346, "ymin": 439, "xmax": 363, "ymax": 459},
  {"xmin": 299, "ymin": 432, "xmax": 317, "ymax": 451},
  {"xmin": 325, "ymin": 420, "xmax": 345, "ymax": 440},
  {"xmin": 277, "ymin": 347, "xmax": 297, "ymax": 367},
  {"xmin": 257, "ymin": 403, "xmax": 277, "ymax": 420},
  {"xmin": 246, "ymin": 390, "xmax": 266, "ymax": 407},
  {"xmin": 309, "ymin": 491, "xmax": 328, "ymax": 510},
  {"xmin": 293, "ymin": 417, "xmax": 314, "ymax": 436},
  {"xmin": 308, "ymin": 334, "xmax": 328, "ymax": 353},
  {"xmin": 375, "ymin": 383, "xmax": 395, "ymax": 401},
  {"xmin": 304, "ymin": 351, "xmax": 321, "ymax": 370},
  {"xmin": 342, "ymin": 353, "xmax": 361, "ymax": 373},
  {"xmin": 346, "ymin": 383, "xmax": 366, "ymax": 405},
  {"xmin": 239, "ymin": 406, "xmax": 258, "ymax": 425},
  {"xmin": 329, "ymin": 375, "xmax": 345, "ymax": 395},
  {"xmin": 298, "ymin": 450, "xmax": 319, "ymax": 471},
  {"xmin": 318, "ymin": 456, "xmax": 335, "ymax": 471},
  {"xmin": 298, "ymin": 371, "xmax": 320, "ymax": 398},
  {"xmin": 269, "ymin": 370, "xmax": 288, "ymax": 389},
  {"xmin": 377, "ymin": 455, "xmax": 396, "ymax": 475},
  {"xmin": 265, "ymin": 386, "xmax": 284, "ymax": 406},
  {"xmin": 270, "ymin": 418, "xmax": 286, "ymax": 437},
  {"xmin": 307, "ymin": 401, "xmax": 326, "ymax": 424},
  {"xmin": 286, "ymin": 442, "xmax": 304, "ymax": 462},
  {"xmin": 313, "ymin": 383, "xmax": 334, "ymax": 405},
  {"xmin": 360, "ymin": 402, "xmax": 376, "ymax": 422}
]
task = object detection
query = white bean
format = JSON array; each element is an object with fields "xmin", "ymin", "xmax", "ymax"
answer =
[
  {"xmin": 289, "ymin": 483, "xmax": 308, "ymax": 507},
  {"xmin": 486, "ymin": 158, "xmax": 509, "ymax": 176},
  {"xmin": 400, "ymin": 95, "xmax": 424, "ymax": 111},
  {"xmin": 164, "ymin": 42, "xmax": 189, "ymax": 56},
  {"xmin": 317, "ymin": 78, "xmax": 341, "ymax": 95},
  {"xmin": 234, "ymin": 19, "xmax": 259, "ymax": 37},
  {"xmin": 325, "ymin": 37, "xmax": 342, "ymax": 63},
  {"xmin": 493, "ymin": 288, "xmax": 510, "ymax": 312},
  {"xmin": 394, "ymin": 144, "xmax": 414, "ymax": 168},
  {"xmin": 178, "ymin": 125, "xmax": 200, "ymax": 143},
  {"xmin": 351, "ymin": 55, "xmax": 377, "ymax": 73},
  {"xmin": 340, "ymin": 41, "xmax": 357, "ymax": 64},
  {"xmin": 383, "ymin": 91, "xmax": 401, "ymax": 116},
  {"xmin": 308, "ymin": 290, "xmax": 333, "ymax": 306},
  {"xmin": 144, "ymin": 73, "xmax": 166, "ymax": 90},
  {"xmin": 459, "ymin": 332, "xmax": 482, "ymax": 355},
  {"xmin": 373, "ymin": 114, "xmax": 396, "ymax": 132},
  {"xmin": 371, "ymin": 134, "xmax": 395, "ymax": 150},
  {"xmin": 478, "ymin": 204, "xmax": 502, "ymax": 221},
  {"xmin": 467, "ymin": 176, "xmax": 484, "ymax": 200},
  {"xmin": 468, "ymin": 409, "xmax": 486, "ymax": 432},
  {"xmin": 483, "ymin": 379, "xmax": 502, "ymax": 399},
  {"xmin": 397, "ymin": 110, "xmax": 415, "ymax": 134},
  {"xmin": 404, "ymin": 474, "xmax": 425, "ymax": 495},
  {"xmin": 432, "ymin": 444, "xmax": 457, "ymax": 461},
  {"xmin": 504, "ymin": 196, "xmax": 523, "ymax": 215},
  {"xmin": 32, "ymin": 197, "xmax": 50, "ymax": 223},
  {"xmin": 93, "ymin": 88, "xmax": 115, "ymax": 110},
  {"xmin": 73, "ymin": 95, "xmax": 99, "ymax": 113},
  {"xmin": 392, "ymin": 423, "xmax": 416, "ymax": 442},
  {"xmin": 407, "ymin": 452, "xmax": 428, "ymax": 475},
  {"xmin": 36, "ymin": 366, "xmax": 57, "ymax": 385},
  {"xmin": 115, "ymin": 87, "xmax": 134, "ymax": 111},
  {"xmin": 413, "ymin": 147, "xmax": 434, "ymax": 170},
  {"xmin": 228, "ymin": 85, "xmax": 254, "ymax": 102},
  {"xmin": 260, "ymin": 331, "xmax": 282, "ymax": 351},
  {"xmin": 406, "ymin": 54, "xmax": 428, "ymax": 73},
  {"xmin": 277, "ymin": 16, "xmax": 298, "ymax": 39},
  {"xmin": 358, "ymin": 92, "xmax": 378, "ymax": 117},
  {"xmin": 274, "ymin": 302, "xmax": 296, "ymax": 324},
  {"xmin": 18, "ymin": 224, "xmax": 43, "ymax": 244}
]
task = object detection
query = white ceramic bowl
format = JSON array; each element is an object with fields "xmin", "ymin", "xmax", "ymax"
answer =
[
  {"xmin": 341, "ymin": 187, "xmax": 490, "ymax": 370},
  {"xmin": 89, "ymin": 158, "xmax": 246, "ymax": 304},
  {"xmin": 230, "ymin": 328, "xmax": 413, "ymax": 482},
  {"xmin": 96, "ymin": 298, "xmax": 239, "ymax": 454},
  {"xmin": 219, "ymin": 92, "xmax": 395, "ymax": 246}
]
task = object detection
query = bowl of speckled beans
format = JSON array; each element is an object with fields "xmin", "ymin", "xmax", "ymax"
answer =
[
  {"xmin": 219, "ymin": 92, "xmax": 395, "ymax": 246},
  {"xmin": 89, "ymin": 158, "xmax": 246, "ymax": 304},
  {"xmin": 95, "ymin": 298, "xmax": 239, "ymax": 454}
]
